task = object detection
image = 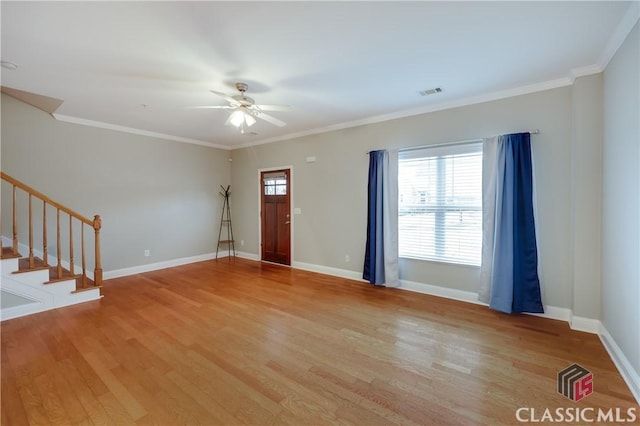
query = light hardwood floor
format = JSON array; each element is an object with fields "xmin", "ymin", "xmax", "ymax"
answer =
[{"xmin": 2, "ymin": 258, "xmax": 638, "ymax": 425}]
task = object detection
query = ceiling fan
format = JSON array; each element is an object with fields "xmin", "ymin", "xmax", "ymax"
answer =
[{"xmin": 189, "ymin": 82, "xmax": 291, "ymax": 132}]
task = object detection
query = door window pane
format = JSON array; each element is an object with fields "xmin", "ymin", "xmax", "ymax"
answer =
[{"xmin": 264, "ymin": 173, "xmax": 287, "ymax": 196}]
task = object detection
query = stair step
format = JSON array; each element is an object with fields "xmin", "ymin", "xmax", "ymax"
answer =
[
  {"xmin": 47, "ymin": 266, "xmax": 79, "ymax": 282},
  {"xmin": 44, "ymin": 275, "xmax": 82, "ymax": 285},
  {"xmin": 12, "ymin": 255, "xmax": 102, "ymax": 294},
  {"xmin": 1, "ymin": 247, "xmax": 21, "ymax": 260},
  {"xmin": 13, "ymin": 257, "xmax": 50, "ymax": 273}
]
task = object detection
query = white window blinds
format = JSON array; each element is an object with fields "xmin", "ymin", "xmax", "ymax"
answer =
[{"xmin": 398, "ymin": 141, "xmax": 483, "ymax": 266}]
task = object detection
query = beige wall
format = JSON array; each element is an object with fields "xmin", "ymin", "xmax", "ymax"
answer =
[
  {"xmin": 231, "ymin": 87, "xmax": 578, "ymax": 310},
  {"xmin": 602, "ymin": 21, "xmax": 639, "ymax": 374},
  {"xmin": 1, "ymin": 93, "xmax": 231, "ymax": 272},
  {"xmin": 571, "ymin": 73, "xmax": 603, "ymax": 319}
]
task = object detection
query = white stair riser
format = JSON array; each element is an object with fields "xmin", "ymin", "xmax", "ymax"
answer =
[
  {"xmin": 59, "ymin": 289, "xmax": 101, "ymax": 306},
  {"xmin": 9, "ymin": 270, "xmax": 50, "ymax": 286},
  {"xmin": 1, "ymin": 258, "xmax": 20, "ymax": 274},
  {"xmin": 40, "ymin": 280, "xmax": 77, "ymax": 295}
]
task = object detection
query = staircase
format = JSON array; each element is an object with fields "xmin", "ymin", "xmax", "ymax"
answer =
[{"xmin": 1, "ymin": 172, "xmax": 103, "ymax": 321}]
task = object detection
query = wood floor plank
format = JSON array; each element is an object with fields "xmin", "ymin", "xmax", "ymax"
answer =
[
  {"xmin": 0, "ymin": 346, "xmax": 30, "ymax": 426},
  {"xmin": 97, "ymin": 392, "xmax": 136, "ymax": 425},
  {"xmin": 57, "ymin": 357, "xmax": 110, "ymax": 426},
  {"xmin": 12, "ymin": 365, "xmax": 51, "ymax": 426},
  {"xmin": 82, "ymin": 352, "xmax": 147, "ymax": 421},
  {"xmin": 2, "ymin": 257, "xmax": 638, "ymax": 425},
  {"xmin": 33, "ymin": 372, "xmax": 73, "ymax": 425}
]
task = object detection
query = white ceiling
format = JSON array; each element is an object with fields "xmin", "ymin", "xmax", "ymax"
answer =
[{"xmin": 1, "ymin": 1, "xmax": 635, "ymax": 149}]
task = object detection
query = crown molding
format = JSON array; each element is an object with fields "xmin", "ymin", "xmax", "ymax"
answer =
[
  {"xmin": 598, "ymin": 1, "xmax": 640, "ymax": 70},
  {"xmin": 52, "ymin": 113, "xmax": 230, "ymax": 150},
  {"xmin": 569, "ymin": 64, "xmax": 604, "ymax": 83},
  {"xmin": 236, "ymin": 76, "xmax": 574, "ymax": 150}
]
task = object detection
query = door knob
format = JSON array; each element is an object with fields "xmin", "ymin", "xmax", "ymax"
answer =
[{"xmin": 285, "ymin": 221, "xmax": 291, "ymax": 224}]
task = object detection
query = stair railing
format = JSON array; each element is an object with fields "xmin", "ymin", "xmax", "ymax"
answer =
[{"xmin": 1, "ymin": 172, "xmax": 102, "ymax": 288}]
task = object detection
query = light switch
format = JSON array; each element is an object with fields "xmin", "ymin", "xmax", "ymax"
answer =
[{"xmin": 294, "ymin": 208, "xmax": 302, "ymax": 214}]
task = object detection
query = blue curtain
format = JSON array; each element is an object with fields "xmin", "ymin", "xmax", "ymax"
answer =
[
  {"xmin": 483, "ymin": 133, "xmax": 544, "ymax": 314},
  {"xmin": 363, "ymin": 150, "xmax": 385, "ymax": 285}
]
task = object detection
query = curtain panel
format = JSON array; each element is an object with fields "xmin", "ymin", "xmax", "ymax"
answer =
[
  {"xmin": 480, "ymin": 133, "xmax": 544, "ymax": 314},
  {"xmin": 363, "ymin": 149, "xmax": 399, "ymax": 287}
]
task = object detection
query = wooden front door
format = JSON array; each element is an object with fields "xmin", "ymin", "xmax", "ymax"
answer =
[{"xmin": 261, "ymin": 169, "xmax": 291, "ymax": 265}]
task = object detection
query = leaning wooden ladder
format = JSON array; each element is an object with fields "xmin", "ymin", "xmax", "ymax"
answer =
[{"xmin": 216, "ymin": 185, "xmax": 235, "ymax": 259}]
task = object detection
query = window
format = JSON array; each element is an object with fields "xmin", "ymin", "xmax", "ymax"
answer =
[
  {"xmin": 263, "ymin": 172, "xmax": 287, "ymax": 195},
  {"xmin": 398, "ymin": 141, "xmax": 482, "ymax": 266}
]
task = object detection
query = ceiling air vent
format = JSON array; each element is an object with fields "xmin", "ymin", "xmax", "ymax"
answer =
[{"xmin": 419, "ymin": 87, "xmax": 442, "ymax": 96}]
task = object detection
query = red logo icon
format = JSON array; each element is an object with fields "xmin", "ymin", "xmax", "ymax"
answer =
[{"xmin": 558, "ymin": 364, "xmax": 593, "ymax": 402}]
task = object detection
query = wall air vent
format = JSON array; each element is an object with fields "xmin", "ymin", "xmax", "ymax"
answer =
[{"xmin": 419, "ymin": 87, "xmax": 443, "ymax": 96}]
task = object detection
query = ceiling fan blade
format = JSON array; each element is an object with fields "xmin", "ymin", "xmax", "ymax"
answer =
[
  {"xmin": 255, "ymin": 111, "xmax": 287, "ymax": 127},
  {"xmin": 253, "ymin": 104, "xmax": 292, "ymax": 112},
  {"xmin": 185, "ymin": 105, "xmax": 235, "ymax": 109},
  {"xmin": 210, "ymin": 90, "xmax": 238, "ymax": 105},
  {"xmin": 224, "ymin": 113, "xmax": 236, "ymax": 127}
]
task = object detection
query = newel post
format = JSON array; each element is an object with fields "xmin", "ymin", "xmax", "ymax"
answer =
[{"xmin": 93, "ymin": 215, "xmax": 103, "ymax": 287}]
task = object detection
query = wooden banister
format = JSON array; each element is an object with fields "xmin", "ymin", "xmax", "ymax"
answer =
[
  {"xmin": 1, "ymin": 172, "xmax": 103, "ymax": 288},
  {"xmin": 1, "ymin": 172, "xmax": 94, "ymax": 226}
]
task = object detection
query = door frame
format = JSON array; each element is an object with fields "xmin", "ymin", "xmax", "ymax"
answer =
[{"xmin": 258, "ymin": 165, "xmax": 294, "ymax": 265}]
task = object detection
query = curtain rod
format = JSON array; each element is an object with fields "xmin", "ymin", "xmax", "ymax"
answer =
[{"xmin": 366, "ymin": 129, "xmax": 540, "ymax": 154}]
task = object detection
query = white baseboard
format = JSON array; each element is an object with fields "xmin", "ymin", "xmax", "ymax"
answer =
[
  {"xmin": 235, "ymin": 251, "xmax": 260, "ymax": 261},
  {"xmin": 292, "ymin": 260, "xmax": 364, "ymax": 281},
  {"xmin": 570, "ymin": 315, "xmax": 602, "ymax": 334},
  {"xmin": 399, "ymin": 279, "xmax": 485, "ymax": 305},
  {"xmin": 599, "ymin": 324, "xmax": 640, "ymax": 403},
  {"xmin": 398, "ymin": 279, "xmax": 583, "ymax": 328},
  {"xmin": 104, "ymin": 252, "xmax": 219, "ymax": 279}
]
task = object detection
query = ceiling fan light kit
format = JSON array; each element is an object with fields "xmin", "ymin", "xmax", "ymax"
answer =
[
  {"xmin": 228, "ymin": 109, "xmax": 256, "ymax": 130},
  {"xmin": 190, "ymin": 82, "xmax": 291, "ymax": 133}
]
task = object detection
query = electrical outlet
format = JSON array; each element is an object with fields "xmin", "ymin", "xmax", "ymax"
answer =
[
  {"xmin": 144, "ymin": 249, "xmax": 150, "ymax": 257},
  {"xmin": 240, "ymin": 240, "xmax": 245, "ymax": 246},
  {"xmin": 345, "ymin": 255, "xmax": 350, "ymax": 262}
]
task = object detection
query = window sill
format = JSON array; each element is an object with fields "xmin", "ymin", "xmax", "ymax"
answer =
[{"xmin": 399, "ymin": 255, "xmax": 481, "ymax": 269}]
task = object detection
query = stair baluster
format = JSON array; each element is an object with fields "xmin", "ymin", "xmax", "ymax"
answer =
[
  {"xmin": 81, "ymin": 224, "xmax": 86, "ymax": 288},
  {"xmin": 42, "ymin": 201, "xmax": 48, "ymax": 266},
  {"xmin": 12, "ymin": 185, "xmax": 18, "ymax": 255},
  {"xmin": 56, "ymin": 208, "xmax": 62, "ymax": 280},
  {"xmin": 69, "ymin": 215, "xmax": 74, "ymax": 276},
  {"xmin": 28, "ymin": 194, "xmax": 35, "ymax": 268}
]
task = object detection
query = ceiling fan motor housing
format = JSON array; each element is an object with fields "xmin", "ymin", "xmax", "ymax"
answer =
[{"xmin": 231, "ymin": 94, "xmax": 255, "ymax": 106}]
